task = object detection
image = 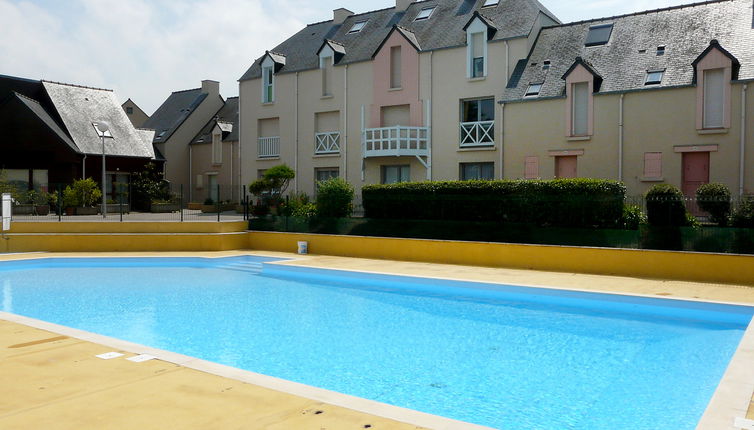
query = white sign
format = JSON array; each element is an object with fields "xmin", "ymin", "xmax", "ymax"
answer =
[
  {"xmin": 95, "ymin": 352, "xmax": 124, "ymax": 360},
  {"xmin": 126, "ymin": 354, "xmax": 156, "ymax": 363},
  {"xmin": 1, "ymin": 193, "xmax": 11, "ymax": 231}
]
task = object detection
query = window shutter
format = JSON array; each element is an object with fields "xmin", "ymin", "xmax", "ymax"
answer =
[
  {"xmin": 390, "ymin": 46, "xmax": 402, "ymax": 89},
  {"xmin": 643, "ymin": 152, "xmax": 662, "ymax": 178},
  {"xmin": 572, "ymin": 82, "xmax": 589, "ymax": 135},
  {"xmin": 321, "ymin": 57, "xmax": 332, "ymax": 96},
  {"xmin": 472, "ymin": 32, "xmax": 484, "ymax": 58},
  {"xmin": 703, "ymin": 68, "xmax": 724, "ymax": 128},
  {"xmin": 524, "ymin": 156, "xmax": 539, "ymax": 179}
]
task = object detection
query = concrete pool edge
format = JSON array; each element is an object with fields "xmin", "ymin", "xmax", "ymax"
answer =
[{"xmin": 0, "ymin": 311, "xmax": 492, "ymax": 430}]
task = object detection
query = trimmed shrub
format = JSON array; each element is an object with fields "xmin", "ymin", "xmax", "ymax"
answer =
[
  {"xmin": 63, "ymin": 178, "xmax": 102, "ymax": 208},
  {"xmin": 280, "ymin": 192, "xmax": 311, "ymax": 217},
  {"xmin": 645, "ymin": 184, "xmax": 691, "ymax": 227},
  {"xmin": 732, "ymin": 196, "xmax": 754, "ymax": 228},
  {"xmin": 696, "ymin": 183, "xmax": 731, "ymax": 226},
  {"xmin": 362, "ymin": 178, "xmax": 626, "ymax": 228},
  {"xmin": 316, "ymin": 177, "xmax": 354, "ymax": 218},
  {"xmin": 621, "ymin": 204, "xmax": 646, "ymax": 230}
]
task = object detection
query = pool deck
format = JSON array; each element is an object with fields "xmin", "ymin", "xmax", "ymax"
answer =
[{"xmin": 1, "ymin": 250, "xmax": 754, "ymax": 429}]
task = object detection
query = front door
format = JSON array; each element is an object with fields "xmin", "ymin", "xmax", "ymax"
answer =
[
  {"xmin": 555, "ymin": 156, "xmax": 577, "ymax": 179},
  {"xmin": 208, "ymin": 174, "xmax": 218, "ymax": 203},
  {"xmin": 682, "ymin": 151, "xmax": 710, "ymax": 215}
]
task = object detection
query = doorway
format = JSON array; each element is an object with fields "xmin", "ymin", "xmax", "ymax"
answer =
[
  {"xmin": 682, "ymin": 151, "xmax": 710, "ymax": 215},
  {"xmin": 555, "ymin": 156, "xmax": 577, "ymax": 179}
]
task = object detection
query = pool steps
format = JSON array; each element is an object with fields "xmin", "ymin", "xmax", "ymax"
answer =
[{"xmin": 218, "ymin": 261, "xmax": 264, "ymax": 274}]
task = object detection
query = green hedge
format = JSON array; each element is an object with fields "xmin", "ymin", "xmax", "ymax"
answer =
[{"xmin": 362, "ymin": 179, "xmax": 626, "ymax": 228}]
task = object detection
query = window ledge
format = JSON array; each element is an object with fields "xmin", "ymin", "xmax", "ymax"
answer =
[
  {"xmin": 388, "ymin": 87, "xmax": 403, "ymax": 92},
  {"xmin": 256, "ymin": 156, "xmax": 280, "ymax": 161},
  {"xmin": 320, "ymin": 94, "xmax": 334, "ymax": 100},
  {"xmin": 457, "ymin": 146, "xmax": 496, "ymax": 152},
  {"xmin": 262, "ymin": 102, "xmax": 275, "ymax": 106},
  {"xmin": 567, "ymin": 135, "xmax": 591, "ymax": 141},
  {"xmin": 640, "ymin": 177, "xmax": 664, "ymax": 182},
  {"xmin": 468, "ymin": 76, "xmax": 486, "ymax": 82},
  {"xmin": 313, "ymin": 153, "xmax": 341, "ymax": 158},
  {"xmin": 211, "ymin": 163, "xmax": 223, "ymax": 167},
  {"xmin": 697, "ymin": 128, "xmax": 728, "ymax": 135}
]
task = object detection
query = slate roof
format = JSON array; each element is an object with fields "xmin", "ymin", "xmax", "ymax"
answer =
[
  {"xmin": 190, "ymin": 97, "xmax": 239, "ymax": 145},
  {"xmin": 502, "ymin": 0, "xmax": 754, "ymax": 102},
  {"xmin": 10, "ymin": 92, "xmax": 79, "ymax": 154},
  {"xmin": 42, "ymin": 81, "xmax": 156, "ymax": 159},
  {"xmin": 239, "ymin": 0, "xmax": 560, "ymax": 81},
  {"xmin": 142, "ymin": 88, "xmax": 208, "ymax": 144}
]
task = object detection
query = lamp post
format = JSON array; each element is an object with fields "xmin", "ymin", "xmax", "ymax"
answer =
[{"xmin": 95, "ymin": 122, "xmax": 110, "ymax": 218}]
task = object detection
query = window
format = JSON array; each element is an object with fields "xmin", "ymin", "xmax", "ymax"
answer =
[
  {"xmin": 212, "ymin": 132, "xmax": 222, "ymax": 164},
  {"xmin": 262, "ymin": 66, "xmax": 274, "ymax": 103},
  {"xmin": 382, "ymin": 165, "xmax": 410, "ymax": 184},
  {"xmin": 460, "ymin": 162, "xmax": 494, "ymax": 180},
  {"xmin": 348, "ymin": 20, "xmax": 367, "ymax": 34},
  {"xmin": 315, "ymin": 168, "xmax": 339, "ymax": 184},
  {"xmin": 126, "ymin": 107, "xmax": 133, "ymax": 114},
  {"xmin": 571, "ymin": 82, "xmax": 589, "ymax": 136},
  {"xmin": 643, "ymin": 152, "xmax": 662, "ymax": 179},
  {"xmin": 92, "ymin": 122, "xmax": 113, "ymax": 138},
  {"xmin": 158, "ymin": 130, "xmax": 167, "ymax": 138},
  {"xmin": 482, "ymin": 0, "xmax": 499, "ymax": 6},
  {"xmin": 656, "ymin": 45, "xmax": 666, "ymax": 56},
  {"xmin": 703, "ymin": 68, "xmax": 725, "ymax": 128},
  {"xmin": 470, "ymin": 31, "xmax": 485, "ymax": 78},
  {"xmin": 645, "ymin": 71, "xmax": 663, "ymax": 85},
  {"xmin": 321, "ymin": 56, "xmax": 333, "ymax": 96},
  {"xmin": 390, "ymin": 46, "xmax": 402, "ymax": 89},
  {"xmin": 460, "ymin": 98, "xmax": 495, "ymax": 146},
  {"xmin": 542, "ymin": 60, "xmax": 551, "ymax": 70},
  {"xmin": 525, "ymin": 83, "xmax": 543, "ymax": 97},
  {"xmin": 414, "ymin": 7, "xmax": 435, "ymax": 21},
  {"xmin": 524, "ymin": 156, "xmax": 539, "ymax": 179},
  {"xmin": 585, "ymin": 24, "xmax": 613, "ymax": 47}
]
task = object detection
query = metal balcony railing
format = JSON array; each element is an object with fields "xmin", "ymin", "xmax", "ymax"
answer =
[
  {"xmin": 363, "ymin": 126, "xmax": 429, "ymax": 157},
  {"xmin": 315, "ymin": 132, "xmax": 340, "ymax": 155},
  {"xmin": 257, "ymin": 136, "xmax": 280, "ymax": 158},
  {"xmin": 460, "ymin": 121, "xmax": 494, "ymax": 147}
]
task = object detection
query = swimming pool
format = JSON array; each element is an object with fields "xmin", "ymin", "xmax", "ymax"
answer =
[{"xmin": 1, "ymin": 256, "xmax": 752, "ymax": 429}]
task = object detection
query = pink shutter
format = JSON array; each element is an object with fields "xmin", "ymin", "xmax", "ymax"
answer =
[
  {"xmin": 524, "ymin": 156, "xmax": 539, "ymax": 179},
  {"xmin": 644, "ymin": 152, "xmax": 662, "ymax": 178}
]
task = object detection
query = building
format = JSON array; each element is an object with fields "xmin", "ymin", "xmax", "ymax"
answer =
[
  {"xmin": 239, "ymin": 0, "xmax": 753, "ymax": 200},
  {"xmin": 142, "ymin": 80, "xmax": 224, "ymax": 188},
  {"xmin": 189, "ymin": 97, "xmax": 240, "ymax": 203},
  {"xmin": 0, "ymin": 74, "xmax": 162, "ymax": 199},
  {"xmin": 122, "ymin": 98, "xmax": 149, "ymax": 128}
]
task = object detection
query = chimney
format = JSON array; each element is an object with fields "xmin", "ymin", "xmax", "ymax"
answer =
[
  {"xmin": 201, "ymin": 80, "xmax": 219, "ymax": 96},
  {"xmin": 396, "ymin": 0, "xmax": 413, "ymax": 12},
  {"xmin": 333, "ymin": 8, "xmax": 354, "ymax": 25}
]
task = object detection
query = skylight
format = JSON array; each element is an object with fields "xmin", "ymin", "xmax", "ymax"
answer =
[
  {"xmin": 656, "ymin": 45, "xmax": 666, "ymax": 56},
  {"xmin": 348, "ymin": 20, "xmax": 367, "ymax": 34},
  {"xmin": 585, "ymin": 24, "xmax": 613, "ymax": 47},
  {"xmin": 645, "ymin": 70, "xmax": 664, "ymax": 85},
  {"xmin": 525, "ymin": 83, "xmax": 543, "ymax": 97},
  {"xmin": 414, "ymin": 7, "xmax": 435, "ymax": 21},
  {"xmin": 482, "ymin": 0, "xmax": 500, "ymax": 7}
]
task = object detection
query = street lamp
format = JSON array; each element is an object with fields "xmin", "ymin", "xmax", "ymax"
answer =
[{"xmin": 95, "ymin": 121, "xmax": 110, "ymax": 218}]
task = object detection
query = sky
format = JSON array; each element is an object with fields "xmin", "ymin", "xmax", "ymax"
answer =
[{"xmin": 0, "ymin": 0, "xmax": 692, "ymax": 114}]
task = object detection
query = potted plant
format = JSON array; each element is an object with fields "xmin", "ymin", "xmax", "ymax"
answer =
[
  {"xmin": 201, "ymin": 197, "xmax": 217, "ymax": 213},
  {"xmin": 64, "ymin": 178, "xmax": 102, "ymax": 215},
  {"xmin": 31, "ymin": 190, "xmax": 51, "ymax": 215}
]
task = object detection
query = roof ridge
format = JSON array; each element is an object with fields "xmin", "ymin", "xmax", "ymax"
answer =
[
  {"xmin": 171, "ymin": 87, "xmax": 201, "ymax": 94},
  {"xmin": 305, "ymin": 0, "xmax": 439, "ymax": 27},
  {"xmin": 542, "ymin": 0, "xmax": 731, "ymax": 29},
  {"xmin": 41, "ymin": 79, "xmax": 113, "ymax": 92}
]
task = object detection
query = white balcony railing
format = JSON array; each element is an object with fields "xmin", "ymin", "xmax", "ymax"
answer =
[
  {"xmin": 315, "ymin": 132, "xmax": 340, "ymax": 155},
  {"xmin": 258, "ymin": 136, "xmax": 280, "ymax": 158},
  {"xmin": 460, "ymin": 121, "xmax": 494, "ymax": 147},
  {"xmin": 363, "ymin": 126, "xmax": 429, "ymax": 157}
]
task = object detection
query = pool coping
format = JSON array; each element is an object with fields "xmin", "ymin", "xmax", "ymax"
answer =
[{"xmin": 1, "ymin": 252, "xmax": 753, "ymax": 429}]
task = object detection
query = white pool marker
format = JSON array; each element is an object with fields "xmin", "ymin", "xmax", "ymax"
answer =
[
  {"xmin": 735, "ymin": 417, "xmax": 754, "ymax": 430},
  {"xmin": 95, "ymin": 352, "xmax": 124, "ymax": 360},
  {"xmin": 126, "ymin": 354, "xmax": 156, "ymax": 363}
]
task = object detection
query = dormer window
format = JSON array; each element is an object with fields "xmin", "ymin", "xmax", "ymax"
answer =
[
  {"xmin": 585, "ymin": 24, "xmax": 613, "ymax": 47},
  {"xmin": 262, "ymin": 65, "xmax": 274, "ymax": 103},
  {"xmin": 321, "ymin": 56, "xmax": 333, "ymax": 96},
  {"xmin": 525, "ymin": 83, "xmax": 543, "ymax": 97},
  {"xmin": 348, "ymin": 20, "xmax": 367, "ymax": 34},
  {"xmin": 414, "ymin": 7, "xmax": 435, "ymax": 21},
  {"xmin": 482, "ymin": 0, "xmax": 500, "ymax": 7},
  {"xmin": 645, "ymin": 70, "xmax": 664, "ymax": 86}
]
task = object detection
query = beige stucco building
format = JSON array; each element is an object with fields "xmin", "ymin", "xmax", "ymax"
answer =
[
  {"xmin": 121, "ymin": 98, "xmax": 149, "ymax": 128},
  {"xmin": 239, "ymin": 0, "xmax": 753, "ymax": 200}
]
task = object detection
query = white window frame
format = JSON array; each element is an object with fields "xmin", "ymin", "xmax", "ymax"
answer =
[
  {"xmin": 703, "ymin": 68, "xmax": 725, "ymax": 129},
  {"xmin": 261, "ymin": 56, "xmax": 275, "ymax": 104},
  {"xmin": 525, "ymin": 83, "xmax": 543, "ymax": 97},
  {"xmin": 571, "ymin": 82, "xmax": 589, "ymax": 136},
  {"xmin": 466, "ymin": 19, "xmax": 488, "ymax": 79},
  {"xmin": 482, "ymin": 0, "xmax": 499, "ymax": 7},
  {"xmin": 414, "ymin": 7, "xmax": 435, "ymax": 21},
  {"xmin": 212, "ymin": 131, "xmax": 222, "ymax": 165},
  {"xmin": 348, "ymin": 20, "xmax": 367, "ymax": 34},
  {"xmin": 645, "ymin": 70, "xmax": 664, "ymax": 86}
]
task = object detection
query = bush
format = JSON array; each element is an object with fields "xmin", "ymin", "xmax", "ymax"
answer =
[
  {"xmin": 131, "ymin": 163, "xmax": 170, "ymax": 211},
  {"xmin": 621, "ymin": 204, "xmax": 646, "ymax": 230},
  {"xmin": 63, "ymin": 178, "xmax": 102, "ymax": 207},
  {"xmin": 204, "ymin": 197, "xmax": 214, "ymax": 205},
  {"xmin": 645, "ymin": 184, "xmax": 692, "ymax": 227},
  {"xmin": 249, "ymin": 164, "xmax": 295, "ymax": 207},
  {"xmin": 292, "ymin": 203, "xmax": 317, "ymax": 218},
  {"xmin": 362, "ymin": 178, "xmax": 626, "ymax": 228},
  {"xmin": 732, "ymin": 196, "xmax": 754, "ymax": 228},
  {"xmin": 280, "ymin": 192, "xmax": 311, "ymax": 217},
  {"xmin": 696, "ymin": 183, "xmax": 731, "ymax": 226},
  {"xmin": 316, "ymin": 178, "xmax": 354, "ymax": 218}
]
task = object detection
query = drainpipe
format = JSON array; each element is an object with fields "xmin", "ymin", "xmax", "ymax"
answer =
[
  {"xmin": 427, "ymin": 51, "xmax": 433, "ymax": 180},
  {"xmin": 238, "ymin": 81, "xmax": 243, "ymax": 201},
  {"xmin": 741, "ymin": 84, "xmax": 748, "ymax": 196},
  {"xmin": 189, "ymin": 146, "xmax": 192, "ymax": 202},
  {"xmin": 343, "ymin": 64, "xmax": 349, "ymax": 181},
  {"xmin": 500, "ymin": 103, "xmax": 505, "ymax": 179},
  {"xmin": 294, "ymin": 72, "xmax": 299, "ymax": 193},
  {"xmin": 504, "ymin": 40, "xmax": 509, "ymax": 81},
  {"xmin": 619, "ymin": 93, "xmax": 624, "ymax": 182},
  {"xmin": 82, "ymin": 154, "xmax": 87, "ymax": 179},
  {"xmin": 229, "ymin": 142, "xmax": 233, "ymax": 196}
]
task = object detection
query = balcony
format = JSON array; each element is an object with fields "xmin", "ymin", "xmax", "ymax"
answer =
[
  {"xmin": 363, "ymin": 126, "xmax": 429, "ymax": 158},
  {"xmin": 460, "ymin": 121, "xmax": 494, "ymax": 147},
  {"xmin": 315, "ymin": 132, "xmax": 340, "ymax": 155},
  {"xmin": 258, "ymin": 136, "xmax": 280, "ymax": 158}
]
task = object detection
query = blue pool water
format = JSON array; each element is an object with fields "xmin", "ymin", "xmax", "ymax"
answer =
[{"xmin": 1, "ymin": 256, "xmax": 752, "ymax": 430}]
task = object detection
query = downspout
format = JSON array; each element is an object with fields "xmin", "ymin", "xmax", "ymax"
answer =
[
  {"xmin": 504, "ymin": 40, "xmax": 509, "ymax": 81},
  {"xmin": 427, "ymin": 50, "xmax": 433, "ymax": 180},
  {"xmin": 238, "ymin": 82, "xmax": 243, "ymax": 201},
  {"xmin": 343, "ymin": 65, "xmax": 349, "ymax": 181},
  {"xmin": 619, "ymin": 94, "xmax": 624, "ymax": 182},
  {"xmin": 82, "ymin": 154, "xmax": 87, "ymax": 179},
  {"xmin": 189, "ymin": 146, "xmax": 192, "ymax": 202},
  {"xmin": 229, "ymin": 142, "xmax": 233, "ymax": 196},
  {"xmin": 500, "ymin": 103, "xmax": 505, "ymax": 179},
  {"xmin": 294, "ymin": 72, "xmax": 299, "ymax": 193},
  {"xmin": 741, "ymin": 84, "xmax": 748, "ymax": 196}
]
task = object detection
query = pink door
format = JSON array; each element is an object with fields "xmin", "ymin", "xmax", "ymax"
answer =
[
  {"xmin": 555, "ymin": 156, "xmax": 577, "ymax": 179},
  {"xmin": 682, "ymin": 152, "xmax": 710, "ymax": 215}
]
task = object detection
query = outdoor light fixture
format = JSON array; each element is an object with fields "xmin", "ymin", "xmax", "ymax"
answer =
[{"xmin": 94, "ymin": 121, "xmax": 110, "ymax": 218}]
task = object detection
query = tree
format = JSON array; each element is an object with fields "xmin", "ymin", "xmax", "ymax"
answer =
[{"xmin": 248, "ymin": 164, "xmax": 295, "ymax": 206}]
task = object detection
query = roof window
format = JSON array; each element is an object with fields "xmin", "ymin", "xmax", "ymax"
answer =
[
  {"xmin": 482, "ymin": 0, "xmax": 500, "ymax": 7},
  {"xmin": 157, "ymin": 130, "xmax": 167, "ymax": 138},
  {"xmin": 645, "ymin": 70, "xmax": 664, "ymax": 85},
  {"xmin": 414, "ymin": 7, "xmax": 435, "ymax": 21},
  {"xmin": 585, "ymin": 24, "xmax": 613, "ymax": 47},
  {"xmin": 525, "ymin": 83, "xmax": 543, "ymax": 97},
  {"xmin": 656, "ymin": 45, "xmax": 666, "ymax": 56},
  {"xmin": 542, "ymin": 60, "xmax": 551, "ymax": 70},
  {"xmin": 348, "ymin": 20, "xmax": 367, "ymax": 34}
]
